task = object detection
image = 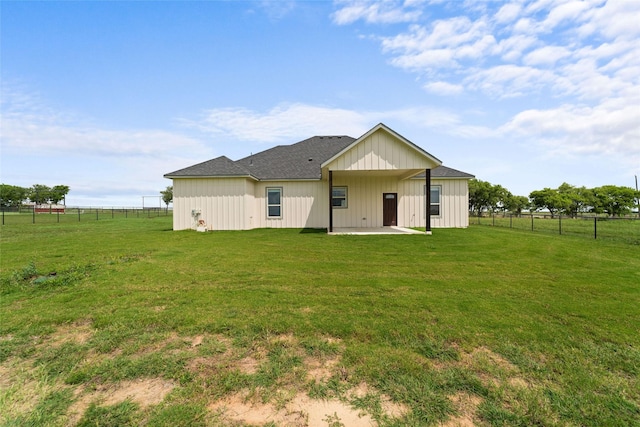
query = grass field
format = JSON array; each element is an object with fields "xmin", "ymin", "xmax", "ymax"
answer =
[{"xmin": 1, "ymin": 217, "xmax": 639, "ymax": 426}]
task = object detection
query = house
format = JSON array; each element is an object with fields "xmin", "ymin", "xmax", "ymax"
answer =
[{"xmin": 164, "ymin": 123, "xmax": 474, "ymax": 233}]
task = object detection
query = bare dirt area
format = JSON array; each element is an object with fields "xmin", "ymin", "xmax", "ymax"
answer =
[{"xmin": 3, "ymin": 322, "xmax": 534, "ymax": 426}]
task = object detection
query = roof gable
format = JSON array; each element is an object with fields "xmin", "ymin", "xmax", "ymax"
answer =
[{"xmin": 322, "ymin": 123, "xmax": 442, "ymax": 171}]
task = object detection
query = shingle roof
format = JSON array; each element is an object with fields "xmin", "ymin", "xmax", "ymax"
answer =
[
  {"xmin": 164, "ymin": 134, "xmax": 473, "ymax": 180},
  {"xmin": 164, "ymin": 155, "xmax": 253, "ymax": 178},
  {"xmin": 415, "ymin": 166, "xmax": 475, "ymax": 179},
  {"xmin": 236, "ymin": 136, "xmax": 355, "ymax": 180}
]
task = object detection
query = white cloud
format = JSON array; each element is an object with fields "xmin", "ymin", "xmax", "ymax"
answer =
[
  {"xmin": 1, "ymin": 85, "xmax": 209, "ymax": 159},
  {"xmin": 494, "ymin": 2, "xmax": 522, "ymax": 24},
  {"xmin": 0, "ymin": 84, "xmax": 214, "ymax": 206},
  {"xmin": 500, "ymin": 97, "xmax": 640, "ymax": 164},
  {"xmin": 180, "ymin": 102, "xmax": 487, "ymax": 145},
  {"xmin": 332, "ymin": 0, "xmax": 422, "ymax": 25},
  {"xmin": 423, "ymin": 81, "xmax": 463, "ymax": 95},
  {"xmin": 523, "ymin": 45, "xmax": 571, "ymax": 66},
  {"xmin": 332, "ymin": 0, "xmax": 640, "ymax": 181},
  {"xmin": 181, "ymin": 104, "xmax": 371, "ymax": 143}
]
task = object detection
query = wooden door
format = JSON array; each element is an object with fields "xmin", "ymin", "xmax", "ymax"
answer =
[{"xmin": 383, "ymin": 193, "xmax": 397, "ymax": 226}]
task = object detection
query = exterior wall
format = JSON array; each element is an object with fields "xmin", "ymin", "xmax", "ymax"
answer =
[
  {"xmin": 171, "ymin": 175, "xmax": 469, "ymax": 231},
  {"xmin": 398, "ymin": 178, "xmax": 470, "ymax": 228},
  {"xmin": 252, "ymin": 181, "xmax": 328, "ymax": 229},
  {"xmin": 172, "ymin": 178, "xmax": 252, "ymax": 231},
  {"xmin": 331, "ymin": 176, "xmax": 468, "ymax": 228},
  {"xmin": 325, "ymin": 129, "xmax": 435, "ymax": 171}
]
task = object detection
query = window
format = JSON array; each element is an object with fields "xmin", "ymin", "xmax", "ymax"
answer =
[
  {"xmin": 425, "ymin": 185, "xmax": 441, "ymax": 217},
  {"xmin": 266, "ymin": 187, "xmax": 282, "ymax": 218},
  {"xmin": 332, "ymin": 186, "xmax": 348, "ymax": 208}
]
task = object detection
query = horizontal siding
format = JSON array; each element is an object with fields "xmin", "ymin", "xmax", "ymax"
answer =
[{"xmin": 326, "ymin": 129, "xmax": 434, "ymax": 171}]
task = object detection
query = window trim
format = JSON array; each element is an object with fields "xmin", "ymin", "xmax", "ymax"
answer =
[
  {"xmin": 266, "ymin": 187, "xmax": 282, "ymax": 218},
  {"xmin": 425, "ymin": 185, "xmax": 442, "ymax": 218},
  {"xmin": 332, "ymin": 186, "xmax": 348, "ymax": 209}
]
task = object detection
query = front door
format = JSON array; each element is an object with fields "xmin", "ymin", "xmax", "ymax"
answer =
[{"xmin": 383, "ymin": 193, "xmax": 397, "ymax": 226}]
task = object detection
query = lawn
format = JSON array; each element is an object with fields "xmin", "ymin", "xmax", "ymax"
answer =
[{"xmin": 1, "ymin": 217, "xmax": 639, "ymax": 426}]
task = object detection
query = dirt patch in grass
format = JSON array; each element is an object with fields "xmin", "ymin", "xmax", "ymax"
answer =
[
  {"xmin": 210, "ymin": 391, "xmax": 378, "ymax": 427},
  {"xmin": 48, "ymin": 319, "xmax": 94, "ymax": 347},
  {"xmin": 68, "ymin": 378, "xmax": 176, "ymax": 425},
  {"xmin": 440, "ymin": 392, "xmax": 483, "ymax": 427}
]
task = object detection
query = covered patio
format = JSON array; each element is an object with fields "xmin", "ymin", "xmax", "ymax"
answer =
[{"xmin": 328, "ymin": 226, "xmax": 424, "ymax": 235}]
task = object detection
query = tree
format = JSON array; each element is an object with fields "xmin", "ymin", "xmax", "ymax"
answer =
[
  {"xmin": 29, "ymin": 184, "xmax": 52, "ymax": 205},
  {"xmin": 160, "ymin": 186, "xmax": 173, "ymax": 208},
  {"xmin": 504, "ymin": 195, "xmax": 530, "ymax": 216},
  {"xmin": 0, "ymin": 184, "xmax": 29, "ymax": 208},
  {"xmin": 50, "ymin": 185, "xmax": 70, "ymax": 205},
  {"xmin": 529, "ymin": 188, "xmax": 569, "ymax": 218},
  {"xmin": 469, "ymin": 179, "xmax": 496, "ymax": 215},
  {"xmin": 591, "ymin": 185, "xmax": 638, "ymax": 217},
  {"xmin": 557, "ymin": 183, "xmax": 590, "ymax": 218}
]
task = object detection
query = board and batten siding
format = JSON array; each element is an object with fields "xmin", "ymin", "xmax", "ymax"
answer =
[
  {"xmin": 398, "ymin": 178, "xmax": 470, "ymax": 228},
  {"xmin": 332, "ymin": 176, "xmax": 469, "ymax": 229},
  {"xmin": 325, "ymin": 129, "xmax": 435, "ymax": 171},
  {"xmin": 172, "ymin": 178, "xmax": 253, "ymax": 230},
  {"xmin": 252, "ymin": 181, "xmax": 328, "ymax": 229}
]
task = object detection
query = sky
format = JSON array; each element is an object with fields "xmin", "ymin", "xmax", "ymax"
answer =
[{"xmin": 1, "ymin": 0, "xmax": 639, "ymax": 207}]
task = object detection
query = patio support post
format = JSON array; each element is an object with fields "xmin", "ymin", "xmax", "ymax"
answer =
[
  {"xmin": 425, "ymin": 168, "xmax": 432, "ymax": 235},
  {"xmin": 329, "ymin": 170, "xmax": 333, "ymax": 233}
]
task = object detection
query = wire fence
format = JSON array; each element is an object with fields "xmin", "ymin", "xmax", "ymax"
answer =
[
  {"xmin": 472, "ymin": 212, "xmax": 640, "ymax": 244},
  {"xmin": 1, "ymin": 206, "xmax": 172, "ymax": 225}
]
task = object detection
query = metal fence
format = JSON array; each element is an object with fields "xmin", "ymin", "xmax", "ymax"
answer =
[
  {"xmin": 472, "ymin": 213, "xmax": 640, "ymax": 244},
  {"xmin": 1, "ymin": 206, "xmax": 171, "ymax": 225}
]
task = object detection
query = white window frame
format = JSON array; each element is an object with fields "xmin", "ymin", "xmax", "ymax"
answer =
[
  {"xmin": 332, "ymin": 186, "xmax": 348, "ymax": 209},
  {"xmin": 266, "ymin": 187, "xmax": 282, "ymax": 218},
  {"xmin": 425, "ymin": 185, "xmax": 442, "ymax": 217}
]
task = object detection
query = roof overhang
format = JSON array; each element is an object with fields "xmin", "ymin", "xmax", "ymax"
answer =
[{"xmin": 164, "ymin": 174, "xmax": 259, "ymax": 181}]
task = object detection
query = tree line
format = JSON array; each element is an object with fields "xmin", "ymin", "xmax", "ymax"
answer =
[
  {"xmin": 0, "ymin": 184, "xmax": 70, "ymax": 208},
  {"xmin": 469, "ymin": 179, "xmax": 640, "ymax": 218}
]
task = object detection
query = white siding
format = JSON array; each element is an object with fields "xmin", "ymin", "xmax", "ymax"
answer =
[
  {"xmin": 398, "ymin": 178, "xmax": 469, "ymax": 228},
  {"xmin": 253, "ymin": 181, "xmax": 328, "ymax": 229},
  {"xmin": 172, "ymin": 178, "xmax": 252, "ymax": 231},
  {"xmin": 325, "ymin": 129, "xmax": 435, "ymax": 171},
  {"xmin": 171, "ymin": 175, "xmax": 469, "ymax": 231}
]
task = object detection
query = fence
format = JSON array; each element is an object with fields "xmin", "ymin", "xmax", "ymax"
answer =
[
  {"xmin": 1, "ymin": 206, "xmax": 171, "ymax": 225},
  {"xmin": 472, "ymin": 212, "xmax": 640, "ymax": 244}
]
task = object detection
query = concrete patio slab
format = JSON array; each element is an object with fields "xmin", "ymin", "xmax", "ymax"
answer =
[{"xmin": 329, "ymin": 226, "xmax": 424, "ymax": 235}]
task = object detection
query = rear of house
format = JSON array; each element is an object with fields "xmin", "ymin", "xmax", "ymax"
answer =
[{"xmin": 165, "ymin": 123, "xmax": 473, "ymax": 232}]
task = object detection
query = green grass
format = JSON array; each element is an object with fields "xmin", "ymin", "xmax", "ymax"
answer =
[{"xmin": 1, "ymin": 217, "xmax": 639, "ymax": 426}]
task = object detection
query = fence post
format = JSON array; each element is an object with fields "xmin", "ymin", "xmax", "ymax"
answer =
[
  {"xmin": 33, "ymin": 207, "xmax": 36, "ymax": 224},
  {"xmin": 96, "ymin": 209, "xmax": 99, "ymax": 221},
  {"xmin": 57, "ymin": 210, "xmax": 60, "ymax": 223},
  {"xmin": 531, "ymin": 213, "xmax": 534, "ymax": 231},
  {"xmin": 112, "ymin": 208, "xmax": 114, "ymax": 219},
  {"xmin": 492, "ymin": 212, "xmax": 495, "ymax": 226},
  {"xmin": 559, "ymin": 215, "xmax": 562, "ymax": 235},
  {"xmin": 510, "ymin": 214, "xmax": 513, "ymax": 228},
  {"xmin": 594, "ymin": 217, "xmax": 597, "ymax": 239},
  {"xmin": 2, "ymin": 208, "xmax": 4, "ymax": 226},
  {"xmin": 78, "ymin": 209, "xmax": 81, "ymax": 222}
]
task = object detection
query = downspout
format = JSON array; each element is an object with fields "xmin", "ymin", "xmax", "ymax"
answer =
[{"xmin": 426, "ymin": 168, "xmax": 432, "ymax": 235}]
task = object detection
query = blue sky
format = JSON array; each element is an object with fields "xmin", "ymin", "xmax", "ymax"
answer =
[{"xmin": 2, "ymin": 0, "xmax": 639, "ymax": 207}]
